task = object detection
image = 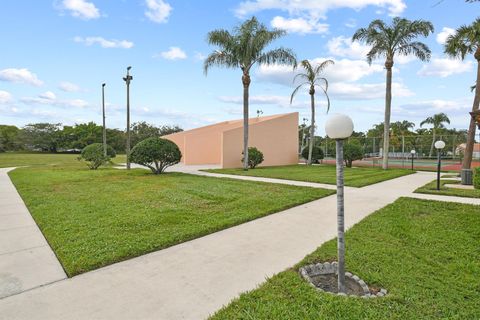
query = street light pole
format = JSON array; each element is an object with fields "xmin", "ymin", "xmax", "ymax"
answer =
[
  {"xmin": 434, "ymin": 141, "xmax": 446, "ymax": 191},
  {"xmin": 102, "ymin": 83, "xmax": 107, "ymax": 157},
  {"xmin": 123, "ymin": 66, "xmax": 133, "ymax": 170},
  {"xmin": 325, "ymin": 114, "xmax": 354, "ymax": 294}
]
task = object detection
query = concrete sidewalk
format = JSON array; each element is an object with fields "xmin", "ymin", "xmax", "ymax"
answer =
[
  {"xmin": 0, "ymin": 168, "xmax": 66, "ymax": 299},
  {"xmin": 0, "ymin": 171, "xmax": 448, "ymax": 319}
]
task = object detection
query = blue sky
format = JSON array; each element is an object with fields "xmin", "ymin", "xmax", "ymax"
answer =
[{"xmin": 0, "ymin": 0, "xmax": 478, "ymax": 134}]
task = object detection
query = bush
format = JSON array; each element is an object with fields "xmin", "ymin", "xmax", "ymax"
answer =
[
  {"xmin": 242, "ymin": 147, "xmax": 264, "ymax": 169},
  {"xmin": 474, "ymin": 167, "xmax": 480, "ymax": 190},
  {"xmin": 79, "ymin": 143, "xmax": 116, "ymax": 170},
  {"xmin": 129, "ymin": 137, "xmax": 181, "ymax": 174},
  {"xmin": 343, "ymin": 143, "xmax": 364, "ymax": 168},
  {"xmin": 301, "ymin": 146, "xmax": 324, "ymax": 164}
]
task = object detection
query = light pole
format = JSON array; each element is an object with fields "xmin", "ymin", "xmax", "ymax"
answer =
[
  {"xmin": 325, "ymin": 114, "xmax": 354, "ymax": 294},
  {"xmin": 123, "ymin": 66, "xmax": 133, "ymax": 170},
  {"xmin": 410, "ymin": 149, "xmax": 416, "ymax": 171},
  {"xmin": 102, "ymin": 83, "xmax": 107, "ymax": 157},
  {"xmin": 435, "ymin": 140, "xmax": 446, "ymax": 191}
]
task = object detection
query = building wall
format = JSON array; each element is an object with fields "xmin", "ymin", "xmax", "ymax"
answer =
[
  {"xmin": 222, "ymin": 113, "xmax": 298, "ymax": 168},
  {"xmin": 164, "ymin": 112, "xmax": 299, "ymax": 168}
]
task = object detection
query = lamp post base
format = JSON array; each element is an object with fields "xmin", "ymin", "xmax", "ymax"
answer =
[{"xmin": 461, "ymin": 169, "xmax": 473, "ymax": 185}]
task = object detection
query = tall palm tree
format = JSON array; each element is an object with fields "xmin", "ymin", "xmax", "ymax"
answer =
[
  {"xmin": 420, "ymin": 113, "xmax": 450, "ymax": 158},
  {"xmin": 352, "ymin": 18, "xmax": 434, "ymax": 169},
  {"xmin": 204, "ymin": 17, "xmax": 297, "ymax": 170},
  {"xmin": 445, "ymin": 18, "xmax": 480, "ymax": 182},
  {"xmin": 290, "ymin": 59, "xmax": 333, "ymax": 165}
]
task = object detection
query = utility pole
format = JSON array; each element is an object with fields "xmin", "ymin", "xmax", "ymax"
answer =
[
  {"xmin": 123, "ymin": 66, "xmax": 133, "ymax": 170},
  {"xmin": 102, "ymin": 83, "xmax": 107, "ymax": 157}
]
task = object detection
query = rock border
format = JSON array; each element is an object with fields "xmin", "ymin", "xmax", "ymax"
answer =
[{"xmin": 299, "ymin": 262, "xmax": 387, "ymax": 298}]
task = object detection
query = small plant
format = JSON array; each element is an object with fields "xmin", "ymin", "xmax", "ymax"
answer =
[
  {"xmin": 301, "ymin": 146, "xmax": 324, "ymax": 164},
  {"xmin": 343, "ymin": 143, "xmax": 363, "ymax": 168},
  {"xmin": 242, "ymin": 147, "xmax": 264, "ymax": 169},
  {"xmin": 129, "ymin": 137, "xmax": 181, "ymax": 174},
  {"xmin": 474, "ymin": 167, "xmax": 480, "ymax": 190},
  {"xmin": 79, "ymin": 143, "xmax": 116, "ymax": 170}
]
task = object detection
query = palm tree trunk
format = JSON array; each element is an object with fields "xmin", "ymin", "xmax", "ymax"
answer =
[
  {"xmin": 429, "ymin": 129, "xmax": 436, "ymax": 158},
  {"xmin": 242, "ymin": 73, "xmax": 250, "ymax": 170},
  {"xmin": 462, "ymin": 57, "xmax": 480, "ymax": 172},
  {"xmin": 308, "ymin": 91, "xmax": 315, "ymax": 165},
  {"xmin": 382, "ymin": 62, "xmax": 393, "ymax": 170}
]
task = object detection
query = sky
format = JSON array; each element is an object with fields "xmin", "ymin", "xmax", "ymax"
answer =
[{"xmin": 0, "ymin": 0, "xmax": 478, "ymax": 135}]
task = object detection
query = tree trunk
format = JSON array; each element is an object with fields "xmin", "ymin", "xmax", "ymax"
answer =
[
  {"xmin": 429, "ymin": 129, "xmax": 436, "ymax": 158},
  {"xmin": 308, "ymin": 87, "xmax": 315, "ymax": 165},
  {"xmin": 382, "ymin": 60, "xmax": 393, "ymax": 170},
  {"xmin": 335, "ymin": 139, "xmax": 346, "ymax": 294},
  {"xmin": 242, "ymin": 73, "xmax": 251, "ymax": 171},
  {"xmin": 462, "ymin": 56, "xmax": 480, "ymax": 171}
]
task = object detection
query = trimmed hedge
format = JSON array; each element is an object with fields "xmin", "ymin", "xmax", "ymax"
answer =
[
  {"xmin": 79, "ymin": 143, "xmax": 116, "ymax": 169},
  {"xmin": 242, "ymin": 147, "xmax": 264, "ymax": 169},
  {"xmin": 130, "ymin": 137, "xmax": 181, "ymax": 174},
  {"xmin": 301, "ymin": 146, "xmax": 324, "ymax": 164},
  {"xmin": 474, "ymin": 167, "xmax": 480, "ymax": 190}
]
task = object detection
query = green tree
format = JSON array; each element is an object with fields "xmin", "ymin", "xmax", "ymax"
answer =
[
  {"xmin": 21, "ymin": 123, "xmax": 62, "ymax": 152},
  {"xmin": 445, "ymin": 18, "xmax": 480, "ymax": 178},
  {"xmin": 420, "ymin": 113, "xmax": 450, "ymax": 158},
  {"xmin": 290, "ymin": 59, "xmax": 333, "ymax": 165},
  {"xmin": 343, "ymin": 143, "xmax": 364, "ymax": 168},
  {"xmin": 353, "ymin": 18, "xmax": 434, "ymax": 169},
  {"xmin": 204, "ymin": 16, "xmax": 297, "ymax": 170},
  {"xmin": 0, "ymin": 125, "xmax": 21, "ymax": 151}
]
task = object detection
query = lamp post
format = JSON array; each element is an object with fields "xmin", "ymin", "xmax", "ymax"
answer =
[
  {"xmin": 325, "ymin": 114, "xmax": 354, "ymax": 294},
  {"xmin": 435, "ymin": 140, "xmax": 446, "ymax": 191},
  {"xmin": 123, "ymin": 66, "xmax": 133, "ymax": 170},
  {"xmin": 102, "ymin": 83, "xmax": 107, "ymax": 157},
  {"xmin": 410, "ymin": 149, "xmax": 416, "ymax": 171}
]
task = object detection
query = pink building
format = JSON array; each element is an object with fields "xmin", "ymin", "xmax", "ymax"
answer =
[{"xmin": 163, "ymin": 112, "xmax": 299, "ymax": 168}]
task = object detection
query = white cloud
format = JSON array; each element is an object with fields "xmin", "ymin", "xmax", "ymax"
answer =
[
  {"xmin": 59, "ymin": 0, "xmax": 100, "ymax": 20},
  {"xmin": 194, "ymin": 52, "xmax": 206, "ymax": 61},
  {"xmin": 256, "ymin": 57, "xmax": 383, "ymax": 86},
  {"xmin": 235, "ymin": 0, "xmax": 406, "ymax": 18},
  {"xmin": 218, "ymin": 94, "xmax": 317, "ymax": 109},
  {"xmin": 21, "ymin": 92, "xmax": 88, "ymax": 108},
  {"xmin": 436, "ymin": 27, "xmax": 455, "ymax": 45},
  {"xmin": 74, "ymin": 36, "xmax": 134, "ymax": 49},
  {"xmin": 145, "ymin": 0, "xmax": 172, "ymax": 23},
  {"xmin": 0, "ymin": 68, "xmax": 43, "ymax": 86},
  {"xmin": 157, "ymin": 47, "xmax": 187, "ymax": 60},
  {"xmin": 0, "ymin": 91, "xmax": 13, "ymax": 104},
  {"xmin": 345, "ymin": 19, "xmax": 357, "ymax": 28},
  {"xmin": 418, "ymin": 58, "xmax": 473, "ymax": 78},
  {"xmin": 271, "ymin": 16, "xmax": 328, "ymax": 34},
  {"xmin": 329, "ymin": 82, "xmax": 413, "ymax": 100},
  {"xmin": 58, "ymin": 81, "xmax": 81, "ymax": 92}
]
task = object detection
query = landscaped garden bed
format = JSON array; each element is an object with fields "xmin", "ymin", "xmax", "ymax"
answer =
[
  {"xmin": 210, "ymin": 198, "xmax": 480, "ymax": 319},
  {"xmin": 9, "ymin": 164, "xmax": 333, "ymax": 276},
  {"xmin": 415, "ymin": 179, "xmax": 480, "ymax": 198},
  {"xmin": 205, "ymin": 164, "xmax": 413, "ymax": 187}
]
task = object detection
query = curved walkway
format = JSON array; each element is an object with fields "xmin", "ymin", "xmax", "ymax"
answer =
[{"xmin": 0, "ymin": 169, "xmax": 478, "ymax": 319}]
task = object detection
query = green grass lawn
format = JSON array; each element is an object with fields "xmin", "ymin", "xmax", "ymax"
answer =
[
  {"xmin": 0, "ymin": 152, "xmax": 126, "ymax": 168},
  {"xmin": 9, "ymin": 165, "xmax": 333, "ymax": 276},
  {"xmin": 205, "ymin": 165, "xmax": 414, "ymax": 187},
  {"xmin": 415, "ymin": 179, "xmax": 480, "ymax": 198},
  {"xmin": 211, "ymin": 198, "xmax": 480, "ymax": 319}
]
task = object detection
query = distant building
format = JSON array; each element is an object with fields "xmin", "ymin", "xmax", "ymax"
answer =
[
  {"xmin": 456, "ymin": 143, "xmax": 480, "ymax": 159},
  {"xmin": 163, "ymin": 112, "xmax": 299, "ymax": 168}
]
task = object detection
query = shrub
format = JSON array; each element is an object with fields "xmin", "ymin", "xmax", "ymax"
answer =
[
  {"xmin": 129, "ymin": 137, "xmax": 181, "ymax": 174},
  {"xmin": 343, "ymin": 143, "xmax": 364, "ymax": 168},
  {"xmin": 301, "ymin": 146, "xmax": 324, "ymax": 164},
  {"xmin": 474, "ymin": 167, "xmax": 480, "ymax": 190},
  {"xmin": 242, "ymin": 147, "xmax": 264, "ymax": 169},
  {"xmin": 79, "ymin": 143, "xmax": 116, "ymax": 170}
]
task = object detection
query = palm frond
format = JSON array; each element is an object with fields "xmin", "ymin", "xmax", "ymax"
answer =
[
  {"xmin": 256, "ymin": 47, "xmax": 297, "ymax": 69},
  {"xmin": 203, "ymin": 51, "xmax": 239, "ymax": 75},
  {"xmin": 290, "ymin": 83, "xmax": 307, "ymax": 104}
]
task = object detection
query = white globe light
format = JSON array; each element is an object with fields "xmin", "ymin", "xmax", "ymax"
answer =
[
  {"xmin": 325, "ymin": 114, "xmax": 354, "ymax": 139},
  {"xmin": 410, "ymin": 150, "xmax": 416, "ymax": 154},
  {"xmin": 434, "ymin": 140, "xmax": 446, "ymax": 149}
]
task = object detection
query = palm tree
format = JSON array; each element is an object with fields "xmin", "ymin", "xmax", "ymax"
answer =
[
  {"xmin": 420, "ymin": 113, "xmax": 450, "ymax": 158},
  {"xmin": 352, "ymin": 18, "xmax": 434, "ymax": 169},
  {"xmin": 204, "ymin": 17, "xmax": 297, "ymax": 170},
  {"xmin": 290, "ymin": 59, "xmax": 333, "ymax": 165},
  {"xmin": 445, "ymin": 18, "xmax": 480, "ymax": 183}
]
